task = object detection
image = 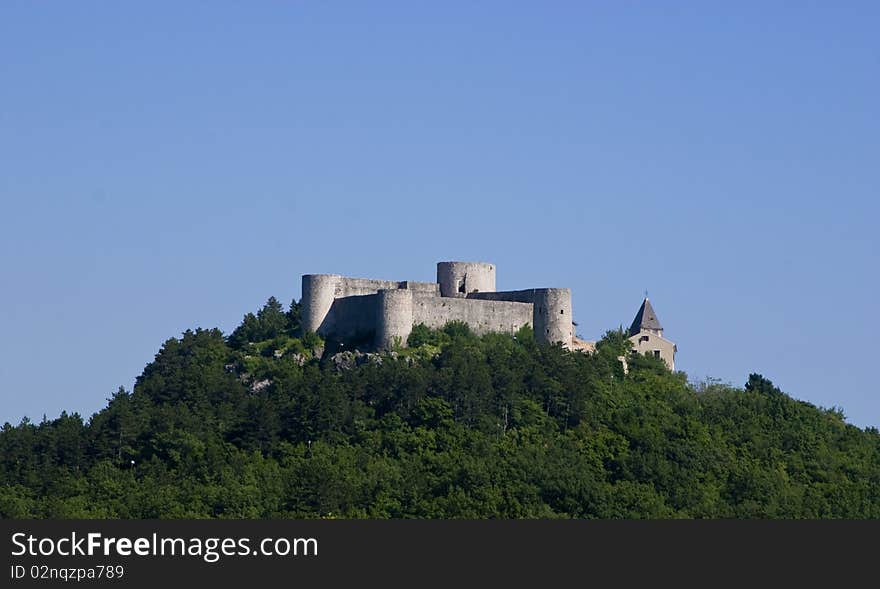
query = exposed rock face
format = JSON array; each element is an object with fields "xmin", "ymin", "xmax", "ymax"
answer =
[
  {"xmin": 329, "ymin": 350, "xmax": 396, "ymax": 371},
  {"xmin": 331, "ymin": 350, "xmax": 361, "ymax": 371},
  {"xmin": 250, "ymin": 379, "xmax": 272, "ymax": 393}
]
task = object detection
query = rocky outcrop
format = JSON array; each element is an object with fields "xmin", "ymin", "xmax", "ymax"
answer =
[{"xmin": 329, "ymin": 350, "xmax": 400, "ymax": 371}]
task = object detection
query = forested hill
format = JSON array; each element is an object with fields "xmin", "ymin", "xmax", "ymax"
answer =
[{"xmin": 2, "ymin": 297, "xmax": 878, "ymax": 519}]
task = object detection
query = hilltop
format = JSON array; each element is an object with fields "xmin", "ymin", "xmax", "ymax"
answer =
[{"xmin": 1, "ymin": 297, "xmax": 878, "ymax": 518}]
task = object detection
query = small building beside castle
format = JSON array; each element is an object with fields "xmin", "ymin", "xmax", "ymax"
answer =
[{"xmin": 627, "ymin": 297, "xmax": 676, "ymax": 370}]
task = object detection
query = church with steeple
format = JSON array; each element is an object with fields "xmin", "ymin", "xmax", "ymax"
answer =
[{"xmin": 627, "ymin": 297, "xmax": 676, "ymax": 370}]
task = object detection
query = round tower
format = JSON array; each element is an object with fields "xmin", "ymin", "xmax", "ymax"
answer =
[
  {"xmin": 301, "ymin": 274, "xmax": 341, "ymax": 334},
  {"xmin": 375, "ymin": 289, "xmax": 413, "ymax": 349},
  {"xmin": 533, "ymin": 288, "xmax": 573, "ymax": 347},
  {"xmin": 436, "ymin": 261, "xmax": 496, "ymax": 297}
]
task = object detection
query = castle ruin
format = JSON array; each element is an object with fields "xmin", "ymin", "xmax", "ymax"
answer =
[
  {"xmin": 302, "ymin": 261, "xmax": 572, "ymax": 350},
  {"xmin": 301, "ymin": 261, "xmax": 675, "ymax": 369}
]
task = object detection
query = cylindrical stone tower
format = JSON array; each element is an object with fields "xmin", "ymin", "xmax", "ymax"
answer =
[
  {"xmin": 375, "ymin": 289, "xmax": 413, "ymax": 349},
  {"xmin": 533, "ymin": 288, "xmax": 573, "ymax": 348},
  {"xmin": 301, "ymin": 274, "xmax": 341, "ymax": 334},
  {"xmin": 436, "ymin": 261, "xmax": 496, "ymax": 297}
]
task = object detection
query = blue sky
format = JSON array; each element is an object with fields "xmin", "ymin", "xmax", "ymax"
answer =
[{"xmin": 1, "ymin": 2, "xmax": 877, "ymax": 427}]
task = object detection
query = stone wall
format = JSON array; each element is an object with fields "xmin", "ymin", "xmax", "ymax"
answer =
[
  {"xmin": 469, "ymin": 288, "xmax": 573, "ymax": 346},
  {"xmin": 411, "ymin": 291, "xmax": 533, "ymax": 336},
  {"xmin": 334, "ymin": 277, "xmax": 402, "ymax": 297},
  {"xmin": 323, "ymin": 294, "xmax": 377, "ymax": 341},
  {"xmin": 468, "ymin": 289, "xmax": 537, "ymax": 304}
]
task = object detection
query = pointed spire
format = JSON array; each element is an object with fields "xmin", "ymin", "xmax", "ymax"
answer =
[{"xmin": 628, "ymin": 297, "xmax": 663, "ymax": 336}]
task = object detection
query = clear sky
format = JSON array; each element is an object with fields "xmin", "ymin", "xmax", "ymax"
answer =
[{"xmin": 1, "ymin": 2, "xmax": 877, "ymax": 428}]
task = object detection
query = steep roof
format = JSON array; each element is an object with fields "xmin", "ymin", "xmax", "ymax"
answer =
[{"xmin": 628, "ymin": 297, "xmax": 662, "ymax": 336}]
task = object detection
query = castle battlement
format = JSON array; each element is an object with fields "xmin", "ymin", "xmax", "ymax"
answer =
[{"xmin": 301, "ymin": 261, "xmax": 573, "ymax": 349}]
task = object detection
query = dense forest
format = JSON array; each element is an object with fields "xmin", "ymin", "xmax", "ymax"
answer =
[{"xmin": 2, "ymin": 297, "xmax": 878, "ymax": 518}]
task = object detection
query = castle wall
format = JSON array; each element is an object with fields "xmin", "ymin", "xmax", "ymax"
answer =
[
  {"xmin": 400, "ymin": 281, "xmax": 441, "ymax": 294},
  {"xmin": 302, "ymin": 275, "xmax": 439, "ymax": 336},
  {"xmin": 468, "ymin": 289, "xmax": 537, "ymax": 304},
  {"xmin": 324, "ymin": 294, "xmax": 377, "ymax": 341},
  {"xmin": 334, "ymin": 277, "xmax": 401, "ymax": 297},
  {"xmin": 471, "ymin": 288, "xmax": 573, "ymax": 347},
  {"xmin": 411, "ymin": 291, "xmax": 532, "ymax": 336}
]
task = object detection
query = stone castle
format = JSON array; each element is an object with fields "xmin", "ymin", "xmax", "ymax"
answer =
[{"xmin": 301, "ymin": 261, "xmax": 675, "ymax": 369}]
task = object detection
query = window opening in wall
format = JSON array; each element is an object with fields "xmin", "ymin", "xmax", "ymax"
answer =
[
  {"xmin": 640, "ymin": 335, "xmax": 649, "ymax": 343},
  {"xmin": 560, "ymin": 309, "xmax": 564, "ymax": 314},
  {"xmin": 458, "ymin": 279, "xmax": 466, "ymax": 294},
  {"xmin": 653, "ymin": 350, "xmax": 661, "ymax": 358}
]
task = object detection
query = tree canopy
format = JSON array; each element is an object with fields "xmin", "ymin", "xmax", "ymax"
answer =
[{"xmin": 1, "ymin": 298, "xmax": 877, "ymax": 519}]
